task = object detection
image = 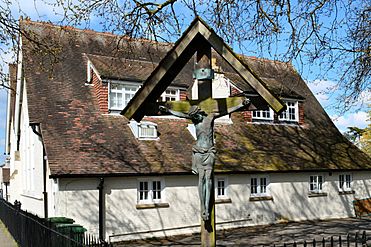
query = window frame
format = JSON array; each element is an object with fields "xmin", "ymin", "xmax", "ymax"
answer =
[
  {"xmin": 129, "ymin": 121, "xmax": 159, "ymax": 140},
  {"xmin": 108, "ymin": 80, "xmax": 141, "ymax": 112},
  {"xmin": 138, "ymin": 122, "xmax": 158, "ymax": 139},
  {"xmin": 108, "ymin": 80, "xmax": 182, "ymax": 113},
  {"xmin": 158, "ymin": 88, "xmax": 180, "ymax": 102},
  {"xmin": 137, "ymin": 178, "xmax": 164, "ymax": 204},
  {"xmin": 309, "ymin": 175, "xmax": 324, "ymax": 193},
  {"xmin": 215, "ymin": 176, "xmax": 229, "ymax": 199},
  {"xmin": 250, "ymin": 175, "xmax": 270, "ymax": 197},
  {"xmin": 279, "ymin": 100, "xmax": 299, "ymax": 122},
  {"xmin": 252, "ymin": 108, "xmax": 274, "ymax": 121},
  {"xmin": 338, "ymin": 174, "xmax": 352, "ymax": 192}
]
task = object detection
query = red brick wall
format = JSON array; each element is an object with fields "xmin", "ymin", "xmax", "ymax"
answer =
[
  {"xmin": 298, "ymin": 102, "xmax": 304, "ymax": 124},
  {"xmin": 230, "ymin": 85, "xmax": 253, "ymax": 122},
  {"xmin": 180, "ymin": 89, "xmax": 187, "ymax": 101},
  {"xmin": 92, "ymin": 69, "xmax": 109, "ymax": 113},
  {"xmin": 241, "ymin": 111, "xmax": 252, "ymax": 122}
]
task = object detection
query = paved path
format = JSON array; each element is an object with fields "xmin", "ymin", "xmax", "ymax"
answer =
[
  {"xmin": 0, "ymin": 220, "xmax": 17, "ymax": 247},
  {"xmin": 115, "ymin": 218, "xmax": 371, "ymax": 246}
]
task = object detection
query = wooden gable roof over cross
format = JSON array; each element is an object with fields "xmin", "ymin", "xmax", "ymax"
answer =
[{"xmin": 121, "ymin": 17, "xmax": 285, "ymax": 121}]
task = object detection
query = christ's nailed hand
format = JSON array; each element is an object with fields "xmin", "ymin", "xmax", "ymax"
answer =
[
  {"xmin": 159, "ymin": 105, "xmax": 168, "ymax": 112},
  {"xmin": 243, "ymin": 98, "xmax": 250, "ymax": 106}
]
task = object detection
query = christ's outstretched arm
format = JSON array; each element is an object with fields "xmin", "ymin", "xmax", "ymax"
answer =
[
  {"xmin": 159, "ymin": 106, "xmax": 191, "ymax": 119},
  {"xmin": 213, "ymin": 98, "xmax": 250, "ymax": 118}
]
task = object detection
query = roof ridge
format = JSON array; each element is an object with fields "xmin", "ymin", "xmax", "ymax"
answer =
[
  {"xmin": 20, "ymin": 19, "xmax": 291, "ymax": 67},
  {"xmin": 20, "ymin": 19, "xmax": 173, "ymax": 46},
  {"xmin": 240, "ymin": 55, "xmax": 291, "ymax": 67},
  {"xmin": 86, "ymin": 53, "xmax": 160, "ymax": 64}
]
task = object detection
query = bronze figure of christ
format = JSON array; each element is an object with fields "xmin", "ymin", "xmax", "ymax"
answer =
[{"xmin": 160, "ymin": 98, "xmax": 249, "ymax": 221}]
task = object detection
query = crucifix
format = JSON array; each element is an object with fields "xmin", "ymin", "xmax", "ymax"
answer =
[
  {"xmin": 159, "ymin": 46, "xmax": 250, "ymax": 246},
  {"xmin": 121, "ymin": 17, "xmax": 285, "ymax": 247}
]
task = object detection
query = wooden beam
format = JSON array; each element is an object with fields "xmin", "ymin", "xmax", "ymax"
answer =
[
  {"xmin": 121, "ymin": 16, "xmax": 285, "ymax": 121},
  {"xmin": 164, "ymin": 96, "xmax": 247, "ymax": 115},
  {"xmin": 122, "ymin": 20, "xmax": 202, "ymax": 121},
  {"xmin": 196, "ymin": 19, "xmax": 285, "ymax": 114}
]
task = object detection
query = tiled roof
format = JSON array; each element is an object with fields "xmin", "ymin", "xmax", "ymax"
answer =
[
  {"xmin": 19, "ymin": 20, "xmax": 371, "ymax": 177},
  {"xmin": 86, "ymin": 54, "xmax": 193, "ymax": 87}
]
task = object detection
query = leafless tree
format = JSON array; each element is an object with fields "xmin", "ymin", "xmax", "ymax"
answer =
[{"xmin": 0, "ymin": 0, "xmax": 370, "ymax": 111}]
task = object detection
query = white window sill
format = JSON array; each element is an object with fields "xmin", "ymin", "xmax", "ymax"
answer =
[
  {"xmin": 252, "ymin": 118, "xmax": 274, "ymax": 122},
  {"xmin": 338, "ymin": 190, "xmax": 355, "ymax": 195},
  {"xmin": 308, "ymin": 192, "xmax": 328, "ymax": 197},
  {"xmin": 138, "ymin": 137, "xmax": 160, "ymax": 141},
  {"xmin": 249, "ymin": 195, "xmax": 273, "ymax": 201},
  {"xmin": 215, "ymin": 198, "xmax": 232, "ymax": 204},
  {"xmin": 136, "ymin": 202, "xmax": 169, "ymax": 209}
]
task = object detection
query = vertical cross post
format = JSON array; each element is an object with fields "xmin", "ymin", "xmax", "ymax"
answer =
[{"xmin": 196, "ymin": 45, "xmax": 216, "ymax": 247}]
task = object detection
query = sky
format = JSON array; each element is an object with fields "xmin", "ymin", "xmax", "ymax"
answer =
[{"xmin": 0, "ymin": 0, "xmax": 370, "ymax": 164}]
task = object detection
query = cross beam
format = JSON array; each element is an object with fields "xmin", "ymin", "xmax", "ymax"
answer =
[{"xmin": 121, "ymin": 17, "xmax": 285, "ymax": 122}]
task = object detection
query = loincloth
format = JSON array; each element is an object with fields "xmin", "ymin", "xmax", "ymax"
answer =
[{"xmin": 192, "ymin": 145, "xmax": 216, "ymax": 174}]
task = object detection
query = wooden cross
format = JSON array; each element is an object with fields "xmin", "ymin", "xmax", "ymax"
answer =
[{"xmin": 160, "ymin": 46, "xmax": 249, "ymax": 247}]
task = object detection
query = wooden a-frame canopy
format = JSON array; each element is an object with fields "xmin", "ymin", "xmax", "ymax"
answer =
[{"xmin": 121, "ymin": 16, "xmax": 285, "ymax": 121}]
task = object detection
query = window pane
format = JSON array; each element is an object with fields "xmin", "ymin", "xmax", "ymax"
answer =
[
  {"xmin": 345, "ymin": 175, "xmax": 351, "ymax": 189},
  {"xmin": 152, "ymin": 181, "xmax": 161, "ymax": 200},
  {"xmin": 339, "ymin": 175, "xmax": 344, "ymax": 189},
  {"xmin": 125, "ymin": 94, "xmax": 133, "ymax": 106},
  {"xmin": 310, "ymin": 176, "xmax": 317, "ymax": 191},
  {"xmin": 253, "ymin": 109, "xmax": 272, "ymax": 120},
  {"xmin": 318, "ymin": 176, "xmax": 323, "ymax": 190},
  {"xmin": 251, "ymin": 178, "xmax": 257, "ymax": 194},
  {"xmin": 217, "ymin": 179, "xmax": 225, "ymax": 196},
  {"xmin": 139, "ymin": 181, "xmax": 149, "ymax": 201},
  {"xmin": 139, "ymin": 125, "xmax": 156, "ymax": 138},
  {"xmin": 260, "ymin": 178, "xmax": 267, "ymax": 194}
]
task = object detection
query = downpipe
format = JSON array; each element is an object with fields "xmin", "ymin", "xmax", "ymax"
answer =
[{"xmin": 31, "ymin": 124, "xmax": 48, "ymax": 218}]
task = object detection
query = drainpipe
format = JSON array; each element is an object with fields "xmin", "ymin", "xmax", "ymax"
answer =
[
  {"xmin": 97, "ymin": 178, "xmax": 105, "ymax": 241},
  {"xmin": 4, "ymin": 182, "xmax": 9, "ymax": 201},
  {"xmin": 31, "ymin": 124, "xmax": 48, "ymax": 218}
]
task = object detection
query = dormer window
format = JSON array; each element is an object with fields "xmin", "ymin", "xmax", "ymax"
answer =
[
  {"xmin": 252, "ymin": 109, "xmax": 274, "ymax": 121},
  {"xmin": 139, "ymin": 123, "xmax": 157, "ymax": 139},
  {"xmin": 108, "ymin": 80, "xmax": 180, "ymax": 113},
  {"xmin": 108, "ymin": 81, "xmax": 140, "ymax": 112},
  {"xmin": 129, "ymin": 121, "xmax": 158, "ymax": 140},
  {"xmin": 279, "ymin": 101, "xmax": 298, "ymax": 122},
  {"xmin": 251, "ymin": 100, "xmax": 300, "ymax": 123},
  {"xmin": 159, "ymin": 89, "xmax": 180, "ymax": 102}
]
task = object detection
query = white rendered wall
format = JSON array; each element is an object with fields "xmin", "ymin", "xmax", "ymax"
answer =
[
  {"xmin": 7, "ymin": 82, "xmax": 45, "ymax": 217},
  {"xmin": 57, "ymin": 178, "xmax": 100, "ymax": 234},
  {"xmin": 55, "ymin": 171, "xmax": 371, "ymax": 242}
]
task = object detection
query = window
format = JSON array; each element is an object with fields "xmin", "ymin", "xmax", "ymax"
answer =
[
  {"xmin": 252, "ymin": 109, "xmax": 274, "ymax": 120},
  {"xmin": 109, "ymin": 82, "xmax": 140, "ymax": 111},
  {"xmin": 309, "ymin": 175, "xmax": 324, "ymax": 193},
  {"xmin": 250, "ymin": 176, "xmax": 269, "ymax": 196},
  {"xmin": 138, "ymin": 123, "xmax": 157, "ymax": 139},
  {"xmin": 159, "ymin": 89, "xmax": 180, "ymax": 102},
  {"xmin": 138, "ymin": 181, "xmax": 149, "ymax": 201},
  {"xmin": 109, "ymin": 81, "xmax": 180, "ymax": 111},
  {"xmin": 129, "ymin": 121, "xmax": 158, "ymax": 140},
  {"xmin": 279, "ymin": 101, "xmax": 298, "ymax": 122},
  {"xmin": 137, "ymin": 179, "xmax": 163, "ymax": 203},
  {"xmin": 339, "ymin": 174, "xmax": 352, "ymax": 191},
  {"xmin": 216, "ymin": 177, "xmax": 228, "ymax": 198}
]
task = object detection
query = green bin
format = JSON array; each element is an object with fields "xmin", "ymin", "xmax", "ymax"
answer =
[{"xmin": 55, "ymin": 223, "xmax": 87, "ymax": 243}]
